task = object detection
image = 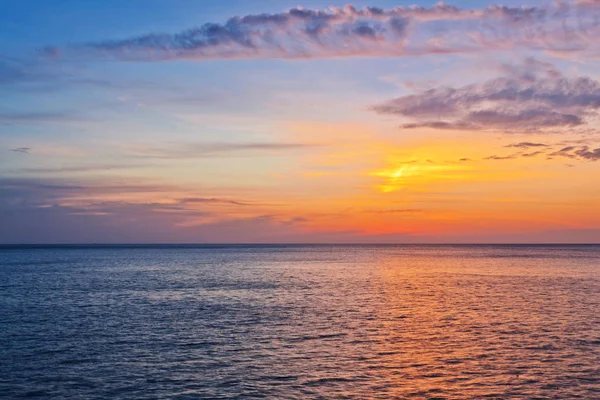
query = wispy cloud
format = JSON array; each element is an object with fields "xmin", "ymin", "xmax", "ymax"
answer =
[
  {"xmin": 504, "ymin": 142, "xmax": 548, "ymax": 149},
  {"xmin": 10, "ymin": 147, "xmax": 31, "ymax": 154},
  {"xmin": 369, "ymin": 209, "xmax": 425, "ymax": 214},
  {"xmin": 6, "ymin": 164, "xmax": 147, "ymax": 174},
  {"xmin": 484, "ymin": 154, "xmax": 519, "ymax": 160},
  {"xmin": 42, "ymin": 2, "xmax": 600, "ymax": 62},
  {"xmin": 521, "ymin": 151, "xmax": 544, "ymax": 158},
  {"xmin": 0, "ymin": 57, "xmax": 56, "ymax": 86},
  {"xmin": 549, "ymin": 145, "xmax": 600, "ymax": 160},
  {"xmin": 373, "ymin": 58, "xmax": 600, "ymax": 133},
  {"xmin": 0, "ymin": 111, "xmax": 87, "ymax": 125},
  {"xmin": 482, "ymin": 149, "xmax": 549, "ymax": 160},
  {"xmin": 0, "ymin": 177, "xmax": 255, "ymax": 218},
  {"xmin": 549, "ymin": 146, "xmax": 579, "ymax": 159},
  {"xmin": 126, "ymin": 142, "xmax": 320, "ymax": 159},
  {"xmin": 0, "ymin": 177, "xmax": 307, "ymax": 243},
  {"xmin": 574, "ymin": 146, "xmax": 600, "ymax": 160},
  {"xmin": 179, "ymin": 197, "xmax": 251, "ymax": 206},
  {"xmin": 0, "ymin": 177, "xmax": 175, "ymax": 199}
]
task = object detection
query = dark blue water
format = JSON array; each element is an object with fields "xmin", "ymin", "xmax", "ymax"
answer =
[{"xmin": 1, "ymin": 245, "xmax": 599, "ymax": 398}]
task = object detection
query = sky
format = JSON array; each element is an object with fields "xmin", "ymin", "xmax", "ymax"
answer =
[{"xmin": 1, "ymin": 0, "xmax": 600, "ymax": 243}]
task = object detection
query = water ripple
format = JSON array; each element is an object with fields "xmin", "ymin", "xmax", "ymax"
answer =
[{"xmin": 1, "ymin": 245, "xmax": 599, "ymax": 398}]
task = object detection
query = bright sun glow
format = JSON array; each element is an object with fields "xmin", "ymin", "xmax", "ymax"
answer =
[{"xmin": 370, "ymin": 161, "xmax": 471, "ymax": 193}]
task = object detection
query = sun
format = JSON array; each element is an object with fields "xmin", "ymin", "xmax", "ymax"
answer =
[
  {"xmin": 370, "ymin": 157, "xmax": 476, "ymax": 193},
  {"xmin": 371, "ymin": 164, "xmax": 421, "ymax": 192}
]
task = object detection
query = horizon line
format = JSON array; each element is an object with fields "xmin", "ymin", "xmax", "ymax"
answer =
[{"xmin": 1, "ymin": 243, "xmax": 599, "ymax": 247}]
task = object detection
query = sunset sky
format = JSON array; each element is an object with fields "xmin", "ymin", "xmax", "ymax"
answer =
[{"xmin": 2, "ymin": 0, "xmax": 600, "ymax": 243}]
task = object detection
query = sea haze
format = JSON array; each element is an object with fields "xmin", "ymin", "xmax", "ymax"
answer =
[{"xmin": 1, "ymin": 245, "xmax": 599, "ymax": 398}]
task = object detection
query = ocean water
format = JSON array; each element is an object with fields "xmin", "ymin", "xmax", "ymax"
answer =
[{"xmin": 1, "ymin": 245, "xmax": 599, "ymax": 399}]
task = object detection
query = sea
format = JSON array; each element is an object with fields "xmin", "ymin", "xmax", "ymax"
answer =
[{"xmin": 1, "ymin": 244, "xmax": 599, "ymax": 399}]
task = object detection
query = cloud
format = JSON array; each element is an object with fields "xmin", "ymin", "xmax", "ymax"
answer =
[
  {"xmin": 0, "ymin": 111, "xmax": 87, "ymax": 125},
  {"xmin": 549, "ymin": 146, "xmax": 579, "ymax": 159},
  {"xmin": 0, "ymin": 177, "xmax": 265, "ymax": 242},
  {"xmin": 68, "ymin": 201, "xmax": 211, "ymax": 218},
  {"xmin": 484, "ymin": 154, "xmax": 518, "ymax": 160},
  {"xmin": 127, "ymin": 142, "xmax": 320, "ymax": 159},
  {"xmin": 179, "ymin": 197, "xmax": 251, "ymax": 206},
  {"xmin": 0, "ymin": 177, "xmax": 319, "ymax": 243},
  {"xmin": 0, "ymin": 57, "xmax": 103, "ymax": 91},
  {"xmin": 0, "ymin": 57, "xmax": 56, "ymax": 86},
  {"xmin": 0, "ymin": 178, "xmax": 255, "ymax": 208},
  {"xmin": 10, "ymin": 147, "xmax": 31, "ymax": 154},
  {"xmin": 521, "ymin": 151, "xmax": 544, "ymax": 157},
  {"xmin": 547, "ymin": 145, "xmax": 600, "ymax": 160},
  {"xmin": 42, "ymin": 2, "xmax": 600, "ymax": 62},
  {"xmin": 504, "ymin": 142, "xmax": 548, "ymax": 149},
  {"xmin": 4, "ymin": 164, "xmax": 151, "ymax": 175},
  {"xmin": 0, "ymin": 56, "xmax": 190, "ymax": 97},
  {"xmin": 373, "ymin": 58, "xmax": 600, "ymax": 133},
  {"xmin": 482, "ymin": 149, "xmax": 547, "ymax": 161},
  {"xmin": 400, "ymin": 121, "xmax": 480, "ymax": 131},
  {"xmin": 0, "ymin": 178, "xmax": 173, "ymax": 204},
  {"xmin": 370, "ymin": 209, "xmax": 424, "ymax": 214},
  {"xmin": 574, "ymin": 146, "xmax": 600, "ymax": 160}
]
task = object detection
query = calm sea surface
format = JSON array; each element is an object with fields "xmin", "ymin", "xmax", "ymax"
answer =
[{"xmin": 1, "ymin": 245, "xmax": 599, "ymax": 399}]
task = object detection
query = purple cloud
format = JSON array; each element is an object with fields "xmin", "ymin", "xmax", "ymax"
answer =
[
  {"xmin": 504, "ymin": 142, "xmax": 548, "ymax": 149},
  {"xmin": 373, "ymin": 58, "xmax": 600, "ymax": 133},
  {"xmin": 484, "ymin": 154, "xmax": 519, "ymax": 160},
  {"xmin": 521, "ymin": 151, "xmax": 544, "ymax": 157},
  {"xmin": 547, "ymin": 145, "xmax": 600, "ymax": 160},
  {"xmin": 10, "ymin": 147, "xmax": 31, "ymax": 154},
  {"xmin": 549, "ymin": 146, "xmax": 579, "ymax": 159},
  {"xmin": 575, "ymin": 146, "xmax": 600, "ymax": 160},
  {"xmin": 0, "ymin": 177, "xmax": 314, "ymax": 244},
  {"xmin": 43, "ymin": 2, "xmax": 600, "ymax": 61},
  {"xmin": 179, "ymin": 197, "xmax": 251, "ymax": 206}
]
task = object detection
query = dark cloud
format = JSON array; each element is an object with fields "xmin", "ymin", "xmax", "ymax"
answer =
[
  {"xmin": 574, "ymin": 146, "xmax": 600, "ymax": 160},
  {"xmin": 0, "ymin": 200, "xmax": 209, "ymax": 244},
  {"xmin": 42, "ymin": 2, "xmax": 600, "ymax": 62},
  {"xmin": 10, "ymin": 147, "xmax": 31, "ymax": 154},
  {"xmin": 549, "ymin": 146, "xmax": 579, "ymax": 159},
  {"xmin": 482, "ymin": 149, "xmax": 549, "ymax": 161},
  {"xmin": 521, "ymin": 151, "xmax": 544, "ymax": 157},
  {"xmin": 0, "ymin": 177, "xmax": 317, "ymax": 243},
  {"xmin": 547, "ymin": 145, "xmax": 600, "ymax": 160},
  {"xmin": 179, "ymin": 197, "xmax": 251, "ymax": 206},
  {"xmin": 504, "ymin": 142, "xmax": 548, "ymax": 148},
  {"xmin": 400, "ymin": 121, "xmax": 480, "ymax": 131},
  {"xmin": 0, "ymin": 177, "xmax": 264, "ymax": 243},
  {"xmin": 374, "ymin": 58, "xmax": 600, "ymax": 133},
  {"xmin": 469, "ymin": 109, "xmax": 582, "ymax": 129},
  {"xmin": 0, "ymin": 178, "xmax": 182, "ymax": 204},
  {"xmin": 0, "ymin": 178, "xmax": 253, "ymax": 206},
  {"xmin": 484, "ymin": 154, "xmax": 518, "ymax": 160}
]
